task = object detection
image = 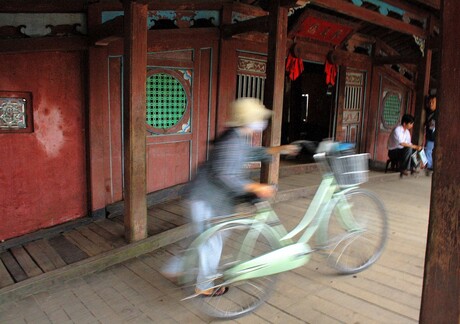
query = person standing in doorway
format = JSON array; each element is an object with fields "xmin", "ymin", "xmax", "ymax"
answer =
[{"xmin": 424, "ymin": 95, "xmax": 437, "ymax": 173}]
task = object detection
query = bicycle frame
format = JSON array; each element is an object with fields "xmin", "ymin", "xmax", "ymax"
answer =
[{"xmin": 185, "ymin": 163, "xmax": 362, "ymax": 284}]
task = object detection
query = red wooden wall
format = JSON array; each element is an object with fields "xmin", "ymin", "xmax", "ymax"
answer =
[{"xmin": 0, "ymin": 51, "xmax": 87, "ymax": 240}]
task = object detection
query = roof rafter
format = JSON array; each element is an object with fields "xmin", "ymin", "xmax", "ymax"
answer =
[
  {"xmin": 374, "ymin": 55, "xmax": 420, "ymax": 65},
  {"xmin": 405, "ymin": 0, "xmax": 440, "ymax": 10}
]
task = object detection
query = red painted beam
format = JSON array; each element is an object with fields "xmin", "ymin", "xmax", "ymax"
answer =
[
  {"xmin": 0, "ymin": 37, "xmax": 88, "ymax": 53},
  {"xmin": 0, "ymin": 0, "xmax": 86, "ymax": 13},
  {"xmin": 309, "ymin": 0, "xmax": 426, "ymax": 38}
]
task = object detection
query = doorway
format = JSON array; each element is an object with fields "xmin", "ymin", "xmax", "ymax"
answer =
[{"xmin": 282, "ymin": 61, "xmax": 336, "ymax": 160}]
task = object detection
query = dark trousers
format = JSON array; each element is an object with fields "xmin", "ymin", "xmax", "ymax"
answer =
[{"xmin": 388, "ymin": 147, "xmax": 416, "ymax": 172}]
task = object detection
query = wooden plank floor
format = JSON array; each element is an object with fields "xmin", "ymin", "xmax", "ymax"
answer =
[
  {"xmin": 153, "ymin": 174, "xmax": 431, "ymax": 323},
  {"xmin": 0, "ymin": 200, "xmax": 191, "ymax": 290},
  {"xmin": 0, "ymin": 163, "xmax": 319, "ymax": 290},
  {"xmin": 0, "ymin": 170, "xmax": 431, "ymax": 322}
]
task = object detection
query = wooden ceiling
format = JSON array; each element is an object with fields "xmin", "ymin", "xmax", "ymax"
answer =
[{"xmin": 0, "ymin": 0, "xmax": 441, "ymax": 82}]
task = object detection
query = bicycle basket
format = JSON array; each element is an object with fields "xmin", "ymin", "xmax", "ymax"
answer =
[{"xmin": 327, "ymin": 153, "xmax": 370, "ymax": 187}]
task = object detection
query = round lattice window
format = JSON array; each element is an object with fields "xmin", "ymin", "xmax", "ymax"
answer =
[
  {"xmin": 146, "ymin": 69, "xmax": 191, "ymax": 134},
  {"xmin": 382, "ymin": 92, "xmax": 401, "ymax": 129}
]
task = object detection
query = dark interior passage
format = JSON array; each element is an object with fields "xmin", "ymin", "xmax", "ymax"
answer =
[{"xmin": 282, "ymin": 61, "xmax": 335, "ymax": 147}]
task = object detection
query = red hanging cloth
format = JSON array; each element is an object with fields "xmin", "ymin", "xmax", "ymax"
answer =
[
  {"xmin": 324, "ymin": 59, "xmax": 337, "ymax": 86},
  {"xmin": 286, "ymin": 52, "xmax": 304, "ymax": 81}
]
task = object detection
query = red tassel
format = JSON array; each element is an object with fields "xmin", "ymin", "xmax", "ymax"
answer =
[
  {"xmin": 286, "ymin": 52, "xmax": 304, "ymax": 81},
  {"xmin": 324, "ymin": 60, "xmax": 337, "ymax": 86}
]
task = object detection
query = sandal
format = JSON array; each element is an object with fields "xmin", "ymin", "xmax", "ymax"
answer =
[{"xmin": 195, "ymin": 286, "xmax": 229, "ymax": 297}]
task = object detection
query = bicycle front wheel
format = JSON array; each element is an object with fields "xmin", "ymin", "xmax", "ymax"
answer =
[
  {"xmin": 322, "ymin": 188, "xmax": 388, "ymax": 274},
  {"xmin": 189, "ymin": 222, "xmax": 281, "ymax": 320}
]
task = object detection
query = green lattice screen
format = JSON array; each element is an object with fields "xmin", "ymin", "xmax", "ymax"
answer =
[
  {"xmin": 146, "ymin": 73, "xmax": 187, "ymax": 129},
  {"xmin": 382, "ymin": 93, "xmax": 401, "ymax": 128}
]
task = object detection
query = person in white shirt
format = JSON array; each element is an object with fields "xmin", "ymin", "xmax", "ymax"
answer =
[{"xmin": 387, "ymin": 114, "xmax": 422, "ymax": 177}]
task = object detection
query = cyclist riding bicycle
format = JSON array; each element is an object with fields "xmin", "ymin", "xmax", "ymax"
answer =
[{"xmin": 162, "ymin": 98, "xmax": 298, "ymax": 297}]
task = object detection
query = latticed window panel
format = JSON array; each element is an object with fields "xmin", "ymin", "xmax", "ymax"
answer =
[
  {"xmin": 236, "ymin": 74, "xmax": 265, "ymax": 100},
  {"xmin": 236, "ymin": 72, "xmax": 266, "ymax": 169},
  {"xmin": 145, "ymin": 69, "xmax": 191, "ymax": 134},
  {"xmin": 343, "ymin": 71, "xmax": 365, "ymax": 125},
  {"xmin": 382, "ymin": 92, "xmax": 401, "ymax": 129}
]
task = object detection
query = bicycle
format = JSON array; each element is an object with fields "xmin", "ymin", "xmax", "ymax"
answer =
[{"xmin": 177, "ymin": 141, "xmax": 388, "ymax": 320}]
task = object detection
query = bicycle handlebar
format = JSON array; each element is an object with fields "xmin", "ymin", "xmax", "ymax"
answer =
[{"xmin": 291, "ymin": 139, "xmax": 356, "ymax": 155}]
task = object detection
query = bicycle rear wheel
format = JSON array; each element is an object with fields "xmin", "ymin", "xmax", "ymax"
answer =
[
  {"xmin": 188, "ymin": 222, "xmax": 281, "ymax": 320},
  {"xmin": 322, "ymin": 188, "xmax": 388, "ymax": 274}
]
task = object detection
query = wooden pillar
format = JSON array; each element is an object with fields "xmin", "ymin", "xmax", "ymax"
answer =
[
  {"xmin": 413, "ymin": 16, "xmax": 434, "ymax": 145},
  {"xmin": 261, "ymin": 0, "xmax": 288, "ymax": 185},
  {"xmin": 122, "ymin": 0, "xmax": 148, "ymax": 242},
  {"xmin": 88, "ymin": 46, "xmax": 109, "ymax": 216},
  {"xmin": 87, "ymin": 3, "xmax": 109, "ymax": 218},
  {"xmin": 216, "ymin": 3, "xmax": 237, "ymax": 136},
  {"xmin": 419, "ymin": 1, "xmax": 460, "ymax": 323}
]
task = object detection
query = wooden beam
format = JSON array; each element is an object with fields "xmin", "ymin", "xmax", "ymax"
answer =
[
  {"xmin": 221, "ymin": 16, "xmax": 269, "ymax": 39},
  {"xmin": 309, "ymin": 0, "xmax": 426, "ymax": 38},
  {"xmin": 90, "ymin": 16, "xmax": 124, "ymax": 46},
  {"xmin": 407, "ymin": 0, "xmax": 440, "ymax": 10},
  {"xmin": 0, "ymin": 0, "xmax": 86, "ymax": 12},
  {"xmin": 379, "ymin": 0, "xmax": 431, "ymax": 22},
  {"xmin": 382, "ymin": 64, "xmax": 415, "ymax": 88},
  {"xmin": 0, "ymin": 36, "xmax": 88, "ymax": 54},
  {"xmin": 374, "ymin": 55, "xmax": 421, "ymax": 65},
  {"xmin": 412, "ymin": 14, "xmax": 435, "ymax": 145},
  {"xmin": 122, "ymin": 0, "xmax": 148, "ymax": 243},
  {"xmin": 280, "ymin": 0, "xmax": 310, "ymax": 7},
  {"xmin": 147, "ymin": 1, "xmax": 227, "ymax": 10},
  {"xmin": 420, "ymin": 0, "xmax": 460, "ymax": 322},
  {"xmin": 291, "ymin": 38, "xmax": 372, "ymax": 69},
  {"xmin": 426, "ymin": 35, "xmax": 440, "ymax": 50},
  {"xmin": 260, "ymin": 1, "xmax": 288, "ymax": 185}
]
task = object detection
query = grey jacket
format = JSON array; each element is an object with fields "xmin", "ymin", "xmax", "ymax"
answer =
[{"xmin": 188, "ymin": 128, "xmax": 271, "ymax": 216}]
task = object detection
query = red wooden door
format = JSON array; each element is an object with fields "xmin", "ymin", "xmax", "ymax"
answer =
[
  {"xmin": 144, "ymin": 59, "xmax": 196, "ymax": 192},
  {"xmin": 340, "ymin": 70, "xmax": 366, "ymax": 150},
  {"xmin": 105, "ymin": 41, "xmax": 216, "ymax": 202},
  {"xmin": 373, "ymin": 75, "xmax": 411, "ymax": 161}
]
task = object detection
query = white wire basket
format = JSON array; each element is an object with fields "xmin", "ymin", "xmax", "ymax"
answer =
[{"xmin": 327, "ymin": 153, "xmax": 370, "ymax": 188}]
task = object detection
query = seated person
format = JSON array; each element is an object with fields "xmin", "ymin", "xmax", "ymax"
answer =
[{"xmin": 387, "ymin": 114, "xmax": 422, "ymax": 177}]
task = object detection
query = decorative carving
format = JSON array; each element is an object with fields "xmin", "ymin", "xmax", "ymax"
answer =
[
  {"xmin": 0, "ymin": 98, "xmax": 27, "ymax": 129},
  {"xmin": 149, "ymin": 19, "xmax": 178, "ymax": 30},
  {"xmin": 351, "ymin": 0, "xmax": 405, "ymax": 17},
  {"xmin": 413, "ymin": 35, "xmax": 425, "ymax": 56},
  {"xmin": 343, "ymin": 111, "xmax": 360, "ymax": 124},
  {"xmin": 237, "ymin": 57, "xmax": 267, "ymax": 74},
  {"xmin": 46, "ymin": 23, "xmax": 82, "ymax": 37},
  {"xmin": 346, "ymin": 72, "xmax": 364, "ymax": 86},
  {"xmin": 0, "ymin": 25, "xmax": 29, "ymax": 39},
  {"xmin": 191, "ymin": 17, "xmax": 215, "ymax": 28},
  {"xmin": 288, "ymin": 1, "xmax": 309, "ymax": 16}
]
